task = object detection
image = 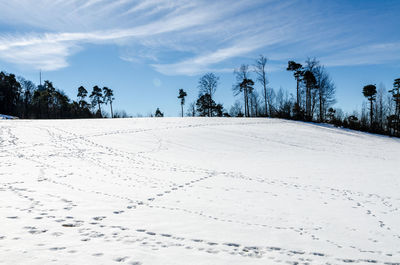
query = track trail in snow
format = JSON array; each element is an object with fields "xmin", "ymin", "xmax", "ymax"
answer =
[{"xmin": 1, "ymin": 118, "xmax": 400, "ymax": 265}]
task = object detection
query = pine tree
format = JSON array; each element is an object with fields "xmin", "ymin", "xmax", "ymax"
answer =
[
  {"xmin": 363, "ymin": 84, "xmax": 377, "ymax": 128},
  {"xmin": 89, "ymin": 85, "xmax": 103, "ymax": 117},
  {"xmin": 103, "ymin": 87, "xmax": 114, "ymax": 118},
  {"xmin": 177, "ymin": 89, "xmax": 187, "ymax": 117},
  {"xmin": 77, "ymin": 86, "xmax": 88, "ymax": 108},
  {"xmin": 287, "ymin": 61, "xmax": 303, "ymax": 108},
  {"xmin": 155, "ymin": 108, "xmax": 164, "ymax": 117}
]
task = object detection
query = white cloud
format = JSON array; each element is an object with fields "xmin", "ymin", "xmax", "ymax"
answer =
[
  {"xmin": 152, "ymin": 40, "xmax": 267, "ymax": 75},
  {"xmin": 0, "ymin": 0, "xmax": 398, "ymax": 74},
  {"xmin": 0, "ymin": 0, "xmax": 235, "ymax": 71},
  {"xmin": 321, "ymin": 42, "xmax": 400, "ymax": 67}
]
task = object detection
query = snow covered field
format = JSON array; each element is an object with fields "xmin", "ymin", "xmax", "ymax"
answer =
[{"xmin": 1, "ymin": 118, "xmax": 400, "ymax": 265}]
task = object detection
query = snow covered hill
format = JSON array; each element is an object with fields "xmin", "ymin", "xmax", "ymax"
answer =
[{"xmin": 1, "ymin": 118, "xmax": 400, "ymax": 265}]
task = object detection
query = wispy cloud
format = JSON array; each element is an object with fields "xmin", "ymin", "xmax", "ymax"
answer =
[
  {"xmin": 321, "ymin": 42, "xmax": 400, "ymax": 67},
  {"xmin": 0, "ymin": 0, "xmax": 399, "ymax": 74}
]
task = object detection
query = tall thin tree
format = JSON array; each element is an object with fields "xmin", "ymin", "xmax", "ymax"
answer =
[
  {"xmin": 177, "ymin": 89, "xmax": 187, "ymax": 117},
  {"xmin": 389, "ymin": 78, "xmax": 400, "ymax": 134},
  {"xmin": 233, "ymin": 65, "xmax": 252, "ymax": 117},
  {"xmin": 239, "ymin": 78, "xmax": 255, "ymax": 117},
  {"xmin": 303, "ymin": 70, "xmax": 317, "ymax": 120},
  {"xmin": 89, "ymin": 85, "xmax": 103, "ymax": 117},
  {"xmin": 103, "ymin": 87, "xmax": 114, "ymax": 118},
  {"xmin": 363, "ymin": 84, "xmax": 377, "ymax": 128},
  {"xmin": 255, "ymin": 55, "xmax": 269, "ymax": 116},
  {"xmin": 287, "ymin": 61, "xmax": 303, "ymax": 107},
  {"xmin": 314, "ymin": 65, "xmax": 336, "ymax": 122}
]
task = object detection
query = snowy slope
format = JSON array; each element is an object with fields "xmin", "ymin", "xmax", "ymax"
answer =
[{"xmin": 1, "ymin": 118, "xmax": 400, "ymax": 265}]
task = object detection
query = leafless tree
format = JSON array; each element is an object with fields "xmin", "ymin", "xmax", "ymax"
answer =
[
  {"xmin": 254, "ymin": 55, "xmax": 269, "ymax": 116},
  {"xmin": 313, "ymin": 65, "xmax": 336, "ymax": 122},
  {"xmin": 229, "ymin": 100, "xmax": 244, "ymax": 117},
  {"xmin": 186, "ymin": 101, "xmax": 196, "ymax": 117}
]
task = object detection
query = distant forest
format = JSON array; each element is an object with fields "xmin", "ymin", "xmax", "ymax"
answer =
[{"xmin": 0, "ymin": 55, "xmax": 399, "ymax": 137}]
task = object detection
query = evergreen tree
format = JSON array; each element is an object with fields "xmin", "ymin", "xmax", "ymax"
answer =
[
  {"xmin": 77, "ymin": 86, "xmax": 88, "ymax": 108},
  {"xmin": 240, "ymin": 78, "xmax": 255, "ymax": 117},
  {"xmin": 0, "ymin": 72, "xmax": 22, "ymax": 116},
  {"xmin": 155, "ymin": 108, "xmax": 164, "ymax": 117},
  {"xmin": 287, "ymin": 61, "xmax": 303, "ymax": 109},
  {"xmin": 363, "ymin": 84, "xmax": 377, "ymax": 128},
  {"xmin": 90, "ymin": 85, "xmax": 103, "ymax": 117},
  {"xmin": 196, "ymin": 93, "xmax": 223, "ymax": 117},
  {"xmin": 103, "ymin": 87, "xmax": 114, "ymax": 118},
  {"xmin": 177, "ymin": 89, "xmax": 187, "ymax": 117},
  {"xmin": 198, "ymin": 73, "xmax": 219, "ymax": 117}
]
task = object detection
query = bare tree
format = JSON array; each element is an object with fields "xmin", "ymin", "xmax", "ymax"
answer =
[
  {"xmin": 314, "ymin": 65, "xmax": 336, "ymax": 122},
  {"xmin": 389, "ymin": 78, "xmax": 400, "ymax": 135},
  {"xmin": 18, "ymin": 77, "xmax": 36, "ymax": 118},
  {"xmin": 113, "ymin": 110, "xmax": 129, "ymax": 118},
  {"xmin": 304, "ymin": 58, "xmax": 320, "ymax": 120},
  {"xmin": 303, "ymin": 70, "xmax": 317, "ymax": 120},
  {"xmin": 186, "ymin": 101, "xmax": 196, "ymax": 117},
  {"xmin": 375, "ymin": 84, "xmax": 388, "ymax": 130},
  {"xmin": 229, "ymin": 100, "xmax": 244, "ymax": 117},
  {"xmin": 249, "ymin": 90, "xmax": 261, "ymax": 117},
  {"xmin": 254, "ymin": 55, "xmax": 269, "ymax": 116},
  {"xmin": 275, "ymin": 87, "xmax": 293, "ymax": 118}
]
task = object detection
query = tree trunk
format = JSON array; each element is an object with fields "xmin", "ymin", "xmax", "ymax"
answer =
[
  {"xmin": 370, "ymin": 99, "xmax": 373, "ymax": 128},
  {"xmin": 319, "ymin": 88, "xmax": 323, "ymax": 122},
  {"xmin": 209, "ymin": 95, "xmax": 212, "ymax": 117},
  {"xmin": 245, "ymin": 89, "xmax": 249, "ymax": 117},
  {"xmin": 98, "ymin": 102, "xmax": 101, "ymax": 118},
  {"xmin": 305, "ymin": 86, "xmax": 309, "ymax": 119},
  {"xmin": 110, "ymin": 102, "xmax": 113, "ymax": 118},
  {"xmin": 181, "ymin": 104, "xmax": 183, "ymax": 117},
  {"xmin": 264, "ymin": 80, "xmax": 267, "ymax": 117},
  {"xmin": 243, "ymin": 90, "xmax": 247, "ymax": 117},
  {"xmin": 249, "ymin": 96, "xmax": 253, "ymax": 117},
  {"xmin": 306, "ymin": 86, "xmax": 311, "ymax": 120},
  {"xmin": 296, "ymin": 79, "xmax": 300, "ymax": 107}
]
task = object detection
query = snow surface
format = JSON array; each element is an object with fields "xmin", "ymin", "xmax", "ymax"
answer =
[{"xmin": 1, "ymin": 118, "xmax": 400, "ymax": 265}]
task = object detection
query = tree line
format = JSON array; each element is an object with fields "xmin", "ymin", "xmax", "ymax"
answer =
[
  {"xmin": 177, "ymin": 55, "xmax": 399, "ymax": 138},
  {"xmin": 0, "ymin": 72, "xmax": 121, "ymax": 119}
]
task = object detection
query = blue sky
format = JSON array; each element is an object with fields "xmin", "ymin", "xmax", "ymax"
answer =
[{"xmin": 0, "ymin": 0, "xmax": 399, "ymax": 116}]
